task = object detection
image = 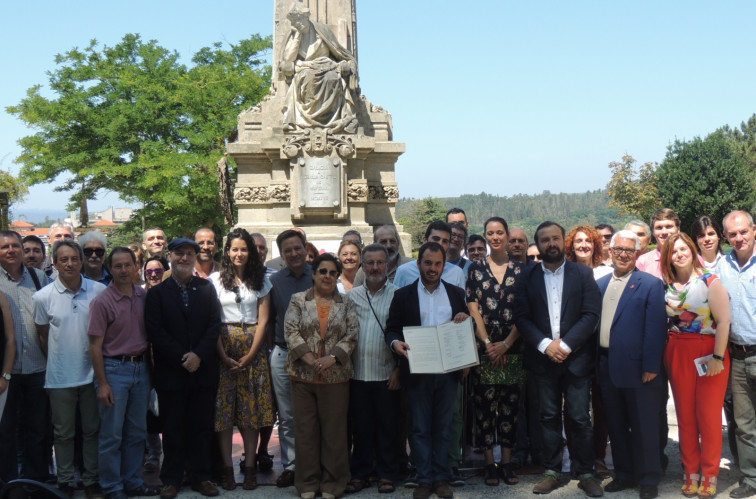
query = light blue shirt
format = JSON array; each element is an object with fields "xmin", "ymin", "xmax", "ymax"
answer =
[
  {"xmin": 716, "ymin": 251, "xmax": 756, "ymax": 344},
  {"xmin": 393, "ymin": 259, "xmax": 466, "ymax": 290},
  {"xmin": 348, "ymin": 281, "xmax": 397, "ymax": 381}
]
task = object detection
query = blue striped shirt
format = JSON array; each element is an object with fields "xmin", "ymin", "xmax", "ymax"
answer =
[
  {"xmin": 716, "ymin": 251, "xmax": 756, "ymax": 345},
  {"xmin": 348, "ymin": 282, "xmax": 397, "ymax": 381}
]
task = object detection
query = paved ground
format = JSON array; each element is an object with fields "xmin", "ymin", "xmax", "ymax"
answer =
[{"xmin": 68, "ymin": 390, "xmax": 741, "ymax": 498}]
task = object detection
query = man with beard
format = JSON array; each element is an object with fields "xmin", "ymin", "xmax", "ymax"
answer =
[
  {"xmin": 346, "ymin": 243, "xmax": 400, "ymax": 494},
  {"xmin": 394, "ymin": 221, "xmax": 465, "ymax": 290},
  {"xmin": 353, "ymin": 225, "xmax": 412, "ymax": 286},
  {"xmin": 385, "ymin": 242, "xmax": 469, "ymax": 499},
  {"xmin": 145, "ymin": 238, "xmax": 221, "ymax": 499},
  {"xmin": 22, "ymin": 235, "xmax": 46, "ymax": 270},
  {"xmin": 193, "ymin": 228, "xmax": 219, "ymax": 278},
  {"xmin": 514, "ymin": 221, "xmax": 603, "ymax": 497}
]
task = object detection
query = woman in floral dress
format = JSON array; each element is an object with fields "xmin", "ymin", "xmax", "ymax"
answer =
[{"xmin": 467, "ymin": 216, "xmax": 524, "ymax": 486}]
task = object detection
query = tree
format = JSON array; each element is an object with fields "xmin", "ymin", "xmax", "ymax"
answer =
[
  {"xmin": 656, "ymin": 130, "xmax": 756, "ymax": 233},
  {"xmin": 7, "ymin": 33, "xmax": 271, "ymax": 236},
  {"xmin": 605, "ymin": 155, "xmax": 661, "ymax": 223},
  {"xmin": 397, "ymin": 197, "xmax": 448, "ymax": 251},
  {"xmin": 721, "ymin": 113, "xmax": 756, "ymax": 172},
  {"xmin": 0, "ymin": 168, "xmax": 28, "ymax": 206}
]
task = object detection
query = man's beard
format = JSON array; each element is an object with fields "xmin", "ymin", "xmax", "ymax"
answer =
[{"xmin": 540, "ymin": 246, "xmax": 564, "ymax": 264}]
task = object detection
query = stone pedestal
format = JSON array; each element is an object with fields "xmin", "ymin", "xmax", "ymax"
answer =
[{"xmin": 227, "ymin": 0, "xmax": 409, "ymax": 257}]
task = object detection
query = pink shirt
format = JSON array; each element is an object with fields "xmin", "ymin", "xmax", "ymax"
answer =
[
  {"xmin": 636, "ymin": 249, "xmax": 662, "ymax": 280},
  {"xmin": 88, "ymin": 283, "xmax": 148, "ymax": 357}
]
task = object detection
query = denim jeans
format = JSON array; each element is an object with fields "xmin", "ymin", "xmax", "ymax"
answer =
[
  {"xmin": 405, "ymin": 374, "xmax": 458, "ymax": 484},
  {"xmin": 533, "ymin": 369, "xmax": 595, "ymax": 476},
  {"xmin": 94, "ymin": 358, "xmax": 150, "ymax": 493},
  {"xmin": 731, "ymin": 356, "xmax": 756, "ymax": 488},
  {"xmin": 0, "ymin": 371, "xmax": 51, "ymax": 482},
  {"xmin": 270, "ymin": 345, "xmax": 296, "ymax": 470}
]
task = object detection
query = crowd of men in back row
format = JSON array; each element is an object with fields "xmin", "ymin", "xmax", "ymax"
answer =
[{"xmin": 1, "ymin": 206, "xmax": 756, "ymax": 499}]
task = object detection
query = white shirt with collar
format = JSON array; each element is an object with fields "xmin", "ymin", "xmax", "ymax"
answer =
[
  {"xmin": 417, "ymin": 280, "xmax": 452, "ymax": 327},
  {"xmin": 537, "ymin": 259, "xmax": 573, "ymax": 355}
]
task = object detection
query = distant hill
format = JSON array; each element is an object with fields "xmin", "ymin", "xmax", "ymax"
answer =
[
  {"xmin": 10, "ymin": 208, "xmax": 69, "ymax": 224},
  {"xmin": 397, "ymin": 189, "xmax": 630, "ymax": 240}
]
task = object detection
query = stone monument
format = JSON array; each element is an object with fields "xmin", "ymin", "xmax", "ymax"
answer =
[{"xmin": 227, "ymin": 0, "xmax": 408, "ymax": 257}]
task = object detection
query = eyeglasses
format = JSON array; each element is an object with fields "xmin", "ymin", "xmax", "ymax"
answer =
[
  {"xmin": 316, "ymin": 268, "xmax": 339, "ymax": 277},
  {"xmin": 450, "ymin": 233, "xmax": 466, "ymax": 241},
  {"xmin": 610, "ymin": 247, "xmax": 636, "ymax": 256},
  {"xmin": 83, "ymin": 247, "xmax": 105, "ymax": 257},
  {"xmin": 145, "ymin": 268, "xmax": 165, "ymax": 277}
]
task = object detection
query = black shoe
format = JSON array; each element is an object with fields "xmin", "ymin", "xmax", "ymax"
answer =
[
  {"xmin": 404, "ymin": 471, "xmax": 419, "ymax": 488},
  {"xmin": 731, "ymin": 483, "xmax": 756, "ymax": 498},
  {"xmin": 449, "ymin": 468, "xmax": 465, "ymax": 487},
  {"xmin": 604, "ymin": 479, "xmax": 632, "ymax": 493},
  {"xmin": 639, "ymin": 485, "xmax": 658, "ymax": 499}
]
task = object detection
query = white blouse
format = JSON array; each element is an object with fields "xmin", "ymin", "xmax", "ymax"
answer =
[{"xmin": 210, "ymin": 273, "xmax": 272, "ymax": 324}]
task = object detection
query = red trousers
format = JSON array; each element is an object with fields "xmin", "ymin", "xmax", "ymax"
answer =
[{"xmin": 664, "ymin": 333, "xmax": 730, "ymax": 477}]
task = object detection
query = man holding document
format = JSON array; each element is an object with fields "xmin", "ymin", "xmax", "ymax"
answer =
[{"xmin": 385, "ymin": 242, "xmax": 471, "ymax": 499}]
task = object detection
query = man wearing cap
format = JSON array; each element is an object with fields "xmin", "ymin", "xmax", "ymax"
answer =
[{"xmin": 145, "ymin": 238, "xmax": 221, "ymax": 499}]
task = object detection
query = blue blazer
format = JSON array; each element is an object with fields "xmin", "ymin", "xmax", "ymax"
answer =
[
  {"xmin": 514, "ymin": 260, "xmax": 601, "ymax": 377},
  {"xmin": 596, "ymin": 269, "xmax": 668, "ymax": 388}
]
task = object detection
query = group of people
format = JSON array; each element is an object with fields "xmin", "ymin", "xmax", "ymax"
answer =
[{"xmin": 2, "ymin": 206, "xmax": 756, "ymax": 499}]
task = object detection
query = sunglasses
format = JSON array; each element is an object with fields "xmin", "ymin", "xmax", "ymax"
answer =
[
  {"xmin": 83, "ymin": 247, "xmax": 105, "ymax": 257},
  {"xmin": 316, "ymin": 268, "xmax": 339, "ymax": 277},
  {"xmin": 233, "ymin": 286, "xmax": 242, "ymax": 304},
  {"xmin": 145, "ymin": 268, "xmax": 165, "ymax": 277}
]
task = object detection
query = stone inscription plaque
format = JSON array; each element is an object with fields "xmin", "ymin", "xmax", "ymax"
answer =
[{"xmin": 298, "ymin": 156, "xmax": 341, "ymax": 208}]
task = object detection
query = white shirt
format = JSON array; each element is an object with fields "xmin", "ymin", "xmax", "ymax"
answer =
[
  {"xmin": 537, "ymin": 260, "xmax": 572, "ymax": 354},
  {"xmin": 417, "ymin": 280, "xmax": 453, "ymax": 327},
  {"xmin": 33, "ymin": 278, "xmax": 106, "ymax": 388},
  {"xmin": 210, "ymin": 273, "xmax": 272, "ymax": 324}
]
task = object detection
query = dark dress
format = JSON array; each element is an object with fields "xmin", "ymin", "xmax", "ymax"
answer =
[{"xmin": 466, "ymin": 259, "xmax": 524, "ymax": 449}]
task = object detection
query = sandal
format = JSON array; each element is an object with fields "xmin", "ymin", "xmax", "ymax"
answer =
[
  {"xmin": 345, "ymin": 478, "xmax": 367, "ymax": 493},
  {"xmin": 698, "ymin": 476, "xmax": 717, "ymax": 499},
  {"xmin": 377, "ymin": 479, "xmax": 395, "ymax": 493},
  {"xmin": 125, "ymin": 484, "xmax": 161, "ymax": 497},
  {"xmin": 500, "ymin": 462, "xmax": 520, "ymax": 485},
  {"xmin": 256, "ymin": 452, "xmax": 274, "ymax": 472},
  {"xmin": 484, "ymin": 463, "xmax": 500, "ymax": 486},
  {"xmin": 682, "ymin": 474, "xmax": 701, "ymax": 498},
  {"xmin": 243, "ymin": 468, "xmax": 257, "ymax": 490}
]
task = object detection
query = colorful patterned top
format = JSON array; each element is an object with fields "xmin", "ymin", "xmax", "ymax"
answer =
[{"xmin": 665, "ymin": 269, "xmax": 718, "ymax": 334}]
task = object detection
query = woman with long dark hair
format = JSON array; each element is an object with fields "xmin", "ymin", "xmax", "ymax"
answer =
[
  {"xmin": 691, "ymin": 216, "xmax": 725, "ymax": 270},
  {"xmin": 210, "ymin": 228, "xmax": 274, "ymax": 491}
]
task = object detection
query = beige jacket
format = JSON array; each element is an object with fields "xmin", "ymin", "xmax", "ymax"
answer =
[{"xmin": 284, "ymin": 288, "xmax": 358, "ymax": 383}]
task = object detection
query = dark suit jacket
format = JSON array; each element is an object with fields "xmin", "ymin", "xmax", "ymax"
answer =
[
  {"xmin": 146, "ymin": 276, "xmax": 221, "ymax": 391},
  {"xmin": 384, "ymin": 279, "xmax": 469, "ymax": 385},
  {"xmin": 514, "ymin": 260, "xmax": 601, "ymax": 377},
  {"xmin": 596, "ymin": 269, "xmax": 668, "ymax": 388}
]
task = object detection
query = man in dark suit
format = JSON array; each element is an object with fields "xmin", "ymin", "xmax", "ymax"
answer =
[
  {"xmin": 596, "ymin": 230, "xmax": 667, "ymax": 499},
  {"xmin": 145, "ymin": 238, "xmax": 221, "ymax": 499},
  {"xmin": 384, "ymin": 242, "xmax": 469, "ymax": 499},
  {"xmin": 514, "ymin": 221, "xmax": 603, "ymax": 497}
]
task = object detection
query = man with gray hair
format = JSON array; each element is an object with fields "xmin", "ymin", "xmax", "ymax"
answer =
[
  {"xmin": 596, "ymin": 230, "xmax": 667, "ymax": 498},
  {"xmin": 353, "ymin": 225, "xmax": 412, "ymax": 286},
  {"xmin": 624, "ymin": 220, "xmax": 652, "ymax": 254},
  {"xmin": 80, "ymin": 231, "xmax": 111, "ymax": 285},
  {"xmin": 716, "ymin": 210, "xmax": 756, "ymax": 499},
  {"xmin": 142, "ymin": 227, "xmax": 166, "ymax": 259},
  {"xmin": 44, "ymin": 222, "xmax": 76, "ymax": 277},
  {"xmin": 34, "ymin": 240, "xmax": 107, "ymax": 498}
]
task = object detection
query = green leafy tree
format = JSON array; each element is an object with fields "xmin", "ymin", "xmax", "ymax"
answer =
[
  {"xmin": 7, "ymin": 33, "xmax": 271, "ymax": 235},
  {"xmin": 397, "ymin": 197, "xmax": 448, "ymax": 251},
  {"xmin": 0, "ymin": 169, "xmax": 28, "ymax": 205},
  {"xmin": 656, "ymin": 130, "xmax": 756, "ymax": 232},
  {"xmin": 721, "ymin": 113, "xmax": 756, "ymax": 172},
  {"xmin": 605, "ymin": 155, "xmax": 661, "ymax": 223}
]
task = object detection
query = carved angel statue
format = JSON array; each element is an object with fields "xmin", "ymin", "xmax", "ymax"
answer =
[{"xmin": 280, "ymin": 5, "xmax": 359, "ymax": 134}]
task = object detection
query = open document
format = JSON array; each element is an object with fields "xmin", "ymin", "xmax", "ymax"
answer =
[{"xmin": 404, "ymin": 317, "xmax": 479, "ymax": 374}]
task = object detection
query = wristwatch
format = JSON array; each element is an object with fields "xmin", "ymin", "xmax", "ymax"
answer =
[
  {"xmin": 1, "ymin": 373, "xmax": 10, "ymax": 381},
  {"xmin": 484, "ymin": 338, "xmax": 491, "ymax": 345}
]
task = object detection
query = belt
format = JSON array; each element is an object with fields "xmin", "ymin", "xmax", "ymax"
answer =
[
  {"xmin": 598, "ymin": 347, "xmax": 609, "ymax": 356},
  {"xmin": 105, "ymin": 354, "xmax": 145, "ymax": 363},
  {"xmin": 729, "ymin": 342, "xmax": 756, "ymax": 360},
  {"xmin": 225, "ymin": 322, "xmax": 257, "ymax": 329}
]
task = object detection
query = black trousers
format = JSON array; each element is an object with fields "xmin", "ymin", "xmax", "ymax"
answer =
[{"xmin": 156, "ymin": 386, "xmax": 216, "ymax": 486}]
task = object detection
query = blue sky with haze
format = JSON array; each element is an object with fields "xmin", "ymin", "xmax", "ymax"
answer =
[{"xmin": 1, "ymin": 1, "xmax": 754, "ymax": 219}]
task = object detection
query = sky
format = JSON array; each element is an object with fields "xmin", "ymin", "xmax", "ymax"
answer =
[{"xmin": 1, "ymin": 1, "xmax": 755, "ymax": 220}]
